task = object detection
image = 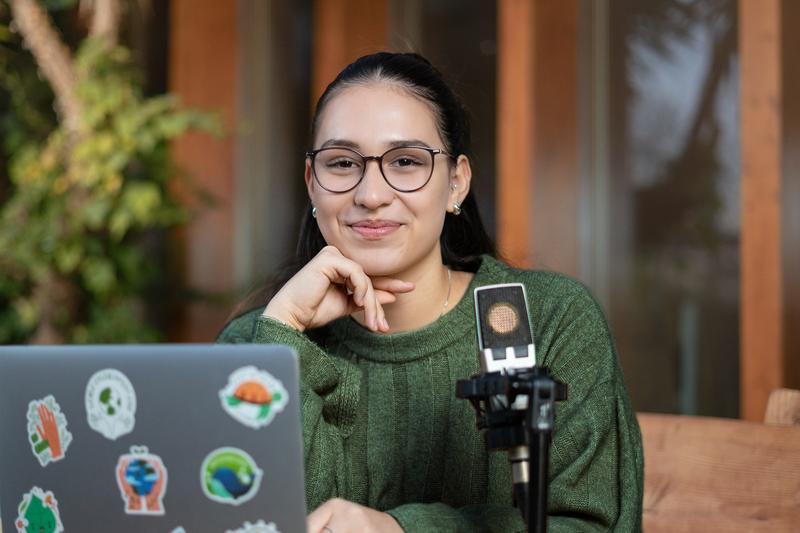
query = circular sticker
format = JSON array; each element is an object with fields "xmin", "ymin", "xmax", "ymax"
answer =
[
  {"xmin": 226, "ymin": 520, "xmax": 281, "ymax": 533},
  {"xmin": 85, "ymin": 368, "xmax": 136, "ymax": 440},
  {"xmin": 116, "ymin": 445, "xmax": 168, "ymax": 515},
  {"xmin": 26, "ymin": 395, "xmax": 73, "ymax": 467},
  {"xmin": 15, "ymin": 486, "xmax": 64, "ymax": 533},
  {"xmin": 200, "ymin": 447, "xmax": 262, "ymax": 506},
  {"xmin": 219, "ymin": 366, "xmax": 289, "ymax": 429}
]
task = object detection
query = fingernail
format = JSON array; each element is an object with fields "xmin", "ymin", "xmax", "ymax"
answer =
[{"xmin": 381, "ymin": 317, "xmax": 389, "ymax": 329}]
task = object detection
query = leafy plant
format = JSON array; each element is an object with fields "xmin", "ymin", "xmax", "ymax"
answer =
[{"xmin": 0, "ymin": 1, "xmax": 219, "ymax": 343}]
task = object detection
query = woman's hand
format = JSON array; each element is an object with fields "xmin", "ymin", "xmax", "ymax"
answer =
[
  {"xmin": 307, "ymin": 498, "xmax": 404, "ymax": 533},
  {"xmin": 263, "ymin": 246, "xmax": 414, "ymax": 333}
]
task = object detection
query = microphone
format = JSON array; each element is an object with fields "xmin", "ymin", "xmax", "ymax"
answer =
[
  {"xmin": 474, "ymin": 284, "xmax": 535, "ymax": 517},
  {"xmin": 474, "ymin": 283, "xmax": 536, "ymax": 374},
  {"xmin": 458, "ymin": 283, "xmax": 567, "ymax": 532}
]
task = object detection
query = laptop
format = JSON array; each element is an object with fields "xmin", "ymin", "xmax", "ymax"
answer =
[{"xmin": 0, "ymin": 344, "xmax": 307, "ymax": 533}]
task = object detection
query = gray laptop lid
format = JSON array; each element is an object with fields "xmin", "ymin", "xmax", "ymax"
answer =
[{"xmin": 0, "ymin": 344, "xmax": 307, "ymax": 533}]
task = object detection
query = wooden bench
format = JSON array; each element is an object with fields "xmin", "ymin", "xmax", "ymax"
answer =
[{"xmin": 640, "ymin": 412, "xmax": 800, "ymax": 532}]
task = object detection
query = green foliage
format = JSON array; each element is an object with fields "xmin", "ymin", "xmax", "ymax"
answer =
[{"xmin": 0, "ymin": 34, "xmax": 220, "ymax": 343}]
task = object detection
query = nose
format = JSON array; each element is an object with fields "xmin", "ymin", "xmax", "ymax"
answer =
[{"xmin": 353, "ymin": 158, "xmax": 394, "ymax": 209}]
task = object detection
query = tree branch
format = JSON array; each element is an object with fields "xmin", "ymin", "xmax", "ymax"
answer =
[
  {"xmin": 8, "ymin": 0, "xmax": 83, "ymax": 137},
  {"xmin": 89, "ymin": 0, "xmax": 123, "ymax": 48}
]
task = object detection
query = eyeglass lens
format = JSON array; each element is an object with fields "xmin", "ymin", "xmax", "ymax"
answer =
[{"xmin": 313, "ymin": 147, "xmax": 435, "ymax": 192}]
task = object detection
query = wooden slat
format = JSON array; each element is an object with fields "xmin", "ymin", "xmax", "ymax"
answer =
[
  {"xmin": 739, "ymin": 0, "xmax": 785, "ymax": 421},
  {"xmin": 640, "ymin": 412, "xmax": 800, "ymax": 532},
  {"xmin": 497, "ymin": 0, "xmax": 534, "ymax": 268},
  {"xmin": 169, "ymin": 0, "xmax": 238, "ymax": 341},
  {"xmin": 311, "ymin": 0, "xmax": 388, "ymax": 106},
  {"xmin": 530, "ymin": 0, "xmax": 579, "ymax": 276}
]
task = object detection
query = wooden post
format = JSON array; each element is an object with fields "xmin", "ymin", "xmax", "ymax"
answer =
[
  {"xmin": 497, "ymin": 0, "xmax": 579, "ymax": 273},
  {"xmin": 311, "ymin": 0, "xmax": 388, "ymax": 106},
  {"xmin": 497, "ymin": 0, "xmax": 534, "ymax": 267},
  {"xmin": 739, "ymin": 0, "xmax": 785, "ymax": 420},
  {"xmin": 169, "ymin": 0, "xmax": 238, "ymax": 341}
]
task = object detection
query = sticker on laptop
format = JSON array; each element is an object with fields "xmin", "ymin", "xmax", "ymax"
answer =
[
  {"xmin": 85, "ymin": 368, "xmax": 136, "ymax": 440},
  {"xmin": 26, "ymin": 395, "xmax": 73, "ymax": 467},
  {"xmin": 116, "ymin": 445, "xmax": 168, "ymax": 515},
  {"xmin": 200, "ymin": 447, "xmax": 263, "ymax": 506},
  {"xmin": 219, "ymin": 366, "xmax": 288, "ymax": 429},
  {"xmin": 15, "ymin": 486, "xmax": 64, "ymax": 533},
  {"xmin": 226, "ymin": 520, "xmax": 281, "ymax": 533}
]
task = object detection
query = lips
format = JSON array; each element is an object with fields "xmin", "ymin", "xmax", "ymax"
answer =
[{"xmin": 349, "ymin": 220, "xmax": 402, "ymax": 240}]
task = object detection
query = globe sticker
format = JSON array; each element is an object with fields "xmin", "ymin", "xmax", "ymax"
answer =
[
  {"xmin": 15, "ymin": 486, "xmax": 64, "ymax": 533},
  {"xmin": 26, "ymin": 396, "xmax": 72, "ymax": 467},
  {"xmin": 85, "ymin": 368, "xmax": 136, "ymax": 440},
  {"xmin": 200, "ymin": 447, "xmax": 263, "ymax": 506},
  {"xmin": 115, "ymin": 445, "xmax": 168, "ymax": 515},
  {"xmin": 225, "ymin": 520, "xmax": 282, "ymax": 533},
  {"xmin": 219, "ymin": 366, "xmax": 289, "ymax": 429}
]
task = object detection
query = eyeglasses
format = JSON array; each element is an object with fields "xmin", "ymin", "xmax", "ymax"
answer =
[{"xmin": 306, "ymin": 146, "xmax": 452, "ymax": 193}]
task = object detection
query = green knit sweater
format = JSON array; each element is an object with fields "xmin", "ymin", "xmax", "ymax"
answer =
[{"xmin": 216, "ymin": 256, "xmax": 643, "ymax": 532}]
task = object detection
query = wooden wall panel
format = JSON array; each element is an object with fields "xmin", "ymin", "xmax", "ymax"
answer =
[
  {"xmin": 169, "ymin": 0, "xmax": 238, "ymax": 341},
  {"xmin": 739, "ymin": 0, "xmax": 785, "ymax": 420},
  {"xmin": 497, "ymin": 0, "xmax": 534, "ymax": 267},
  {"xmin": 311, "ymin": 0, "xmax": 388, "ymax": 106},
  {"xmin": 497, "ymin": 0, "xmax": 579, "ymax": 272}
]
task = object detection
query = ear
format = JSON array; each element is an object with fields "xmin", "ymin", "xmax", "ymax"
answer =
[{"xmin": 447, "ymin": 154, "xmax": 472, "ymax": 211}]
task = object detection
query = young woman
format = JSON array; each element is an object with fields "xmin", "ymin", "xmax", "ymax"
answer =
[{"xmin": 218, "ymin": 52, "xmax": 643, "ymax": 533}]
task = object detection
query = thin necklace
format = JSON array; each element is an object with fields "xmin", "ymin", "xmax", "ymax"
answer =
[{"xmin": 439, "ymin": 268, "xmax": 452, "ymax": 318}]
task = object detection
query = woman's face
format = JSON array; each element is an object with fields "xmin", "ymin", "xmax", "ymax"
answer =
[{"xmin": 306, "ymin": 83, "xmax": 470, "ymax": 279}]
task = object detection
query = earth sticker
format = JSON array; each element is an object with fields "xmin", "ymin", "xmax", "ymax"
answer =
[
  {"xmin": 200, "ymin": 447, "xmax": 263, "ymax": 506},
  {"xmin": 26, "ymin": 395, "xmax": 72, "ymax": 467},
  {"xmin": 225, "ymin": 520, "xmax": 282, "ymax": 533},
  {"xmin": 219, "ymin": 366, "xmax": 289, "ymax": 429},
  {"xmin": 116, "ymin": 445, "xmax": 168, "ymax": 515},
  {"xmin": 15, "ymin": 487, "xmax": 64, "ymax": 533},
  {"xmin": 85, "ymin": 368, "xmax": 136, "ymax": 440}
]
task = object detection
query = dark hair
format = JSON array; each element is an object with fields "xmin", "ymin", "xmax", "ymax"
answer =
[{"xmin": 231, "ymin": 52, "xmax": 496, "ymax": 319}]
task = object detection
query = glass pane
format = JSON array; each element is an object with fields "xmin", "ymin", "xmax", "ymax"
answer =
[
  {"xmin": 389, "ymin": 0, "xmax": 498, "ymax": 237},
  {"xmin": 586, "ymin": 0, "xmax": 740, "ymax": 416}
]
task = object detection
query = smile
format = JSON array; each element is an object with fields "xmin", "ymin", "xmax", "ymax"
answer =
[{"xmin": 349, "ymin": 220, "xmax": 402, "ymax": 240}]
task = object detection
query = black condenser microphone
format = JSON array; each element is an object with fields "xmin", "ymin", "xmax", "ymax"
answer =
[
  {"xmin": 474, "ymin": 283, "xmax": 535, "ymax": 515},
  {"xmin": 458, "ymin": 283, "xmax": 567, "ymax": 532},
  {"xmin": 474, "ymin": 283, "xmax": 536, "ymax": 373}
]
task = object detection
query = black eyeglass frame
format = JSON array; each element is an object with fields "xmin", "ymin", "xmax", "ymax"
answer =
[{"xmin": 305, "ymin": 145, "xmax": 454, "ymax": 193}]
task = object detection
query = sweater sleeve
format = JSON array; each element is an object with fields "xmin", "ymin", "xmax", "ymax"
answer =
[
  {"xmin": 216, "ymin": 313, "xmax": 359, "ymax": 511},
  {"xmin": 536, "ymin": 281, "xmax": 644, "ymax": 532}
]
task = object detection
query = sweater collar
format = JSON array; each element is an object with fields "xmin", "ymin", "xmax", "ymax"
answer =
[{"xmin": 327, "ymin": 255, "xmax": 501, "ymax": 363}]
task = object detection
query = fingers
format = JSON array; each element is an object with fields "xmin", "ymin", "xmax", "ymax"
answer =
[{"xmin": 307, "ymin": 499, "xmax": 335, "ymax": 533}]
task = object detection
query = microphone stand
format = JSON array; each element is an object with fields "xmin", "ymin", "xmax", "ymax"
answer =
[{"xmin": 456, "ymin": 367, "xmax": 566, "ymax": 533}]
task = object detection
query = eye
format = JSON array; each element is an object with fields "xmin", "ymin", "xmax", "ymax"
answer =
[{"xmin": 325, "ymin": 157, "xmax": 361, "ymax": 170}]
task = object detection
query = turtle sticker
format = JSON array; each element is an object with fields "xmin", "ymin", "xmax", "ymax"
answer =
[
  {"xmin": 26, "ymin": 396, "xmax": 72, "ymax": 466},
  {"xmin": 15, "ymin": 487, "xmax": 64, "ymax": 533},
  {"xmin": 225, "ymin": 520, "xmax": 282, "ymax": 533},
  {"xmin": 219, "ymin": 366, "xmax": 288, "ymax": 429},
  {"xmin": 85, "ymin": 368, "xmax": 136, "ymax": 440},
  {"xmin": 200, "ymin": 447, "xmax": 262, "ymax": 506},
  {"xmin": 115, "ymin": 445, "xmax": 168, "ymax": 515}
]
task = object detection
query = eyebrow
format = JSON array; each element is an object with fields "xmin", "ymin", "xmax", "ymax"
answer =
[{"xmin": 318, "ymin": 138, "xmax": 434, "ymax": 150}]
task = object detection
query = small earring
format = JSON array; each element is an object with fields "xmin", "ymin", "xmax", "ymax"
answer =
[
  {"xmin": 311, "ymin": 206, "xmax": 318, "ymax": 218},
  {"xmin": 452, "ymin": 202, "xmax": 462, "ymax": 216}
]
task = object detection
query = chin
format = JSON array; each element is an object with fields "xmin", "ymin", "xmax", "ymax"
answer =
[{"xmin": 339, "ymin": 246, "xmax": 408, "ymax": 277}]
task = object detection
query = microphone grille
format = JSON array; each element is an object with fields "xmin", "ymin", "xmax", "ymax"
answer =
[{"xmin": 487, "ymin": 303, "xmax": 519, "ymax": 334}]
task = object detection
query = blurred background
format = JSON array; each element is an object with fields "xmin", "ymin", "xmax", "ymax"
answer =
[{"xmin": 0, "ymin": 0, "xmax": 797, "ymax": 423}]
